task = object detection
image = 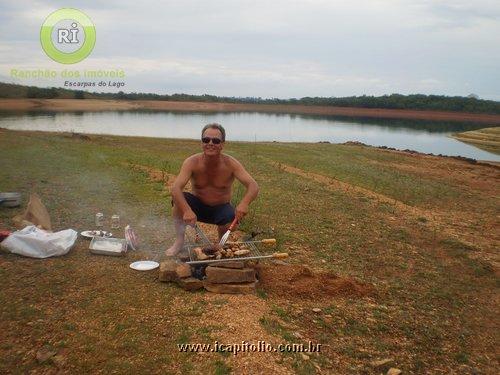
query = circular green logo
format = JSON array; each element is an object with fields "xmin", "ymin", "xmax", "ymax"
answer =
[{"xmin": 40, "ymin": 8, "xmax": 96, "ymax": 64}]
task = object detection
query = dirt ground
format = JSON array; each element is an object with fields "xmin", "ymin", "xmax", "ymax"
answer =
[
  {"xmin": 2, "ymin": 98, "xmax": 500, "ymax": 125},
  {"xmin": 0, "ymin": 129, "xmax": 498, "ymax": 374},
  {"xmin": 257, "ymin": 264, "xmax": 372, "ymax": 300}
]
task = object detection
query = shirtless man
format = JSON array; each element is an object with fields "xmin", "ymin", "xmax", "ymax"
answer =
[{"xmin": 165, "ymin": 123, "xmax": 259, "ymax": 256}]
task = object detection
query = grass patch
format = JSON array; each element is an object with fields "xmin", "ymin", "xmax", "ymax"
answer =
[
  {"xmin": 259, "ymin": 317, "xmax": 295, "ymax": 343},
  {"xmin": 214, "ymin": 360, "xmax": 232, "ymax": 375},
  {"xmin": 0, "ymin": 129, "xmax": 498, "ymax": 374},
  {"xmin": 272, "ymin": 305, "xmax": 293, "ymax": 323},
  {"xmin": 256, "ymin": 288, "xmax": 268, "ymax": 300},
  {"xmin": 440, "ymin": 238, "xmax": 478, "ymax": 253}
]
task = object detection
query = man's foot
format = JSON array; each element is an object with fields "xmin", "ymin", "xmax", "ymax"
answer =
[{"xmin": 165, "ymin": 243, "xmax": 182, "ymax": 257}]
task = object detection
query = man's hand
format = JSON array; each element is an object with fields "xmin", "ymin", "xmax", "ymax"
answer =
[
  {"xmin": 183, "ymin": 209, "xmax": 197, "ymax": 226},
  {"xmin": 235, "ymin": 202, "xmax": 249, "ymax": 222}
]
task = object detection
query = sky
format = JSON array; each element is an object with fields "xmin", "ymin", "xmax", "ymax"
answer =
[{"xmin": 0, "ymin": 0, "xmax": 499, "ymax": 100}]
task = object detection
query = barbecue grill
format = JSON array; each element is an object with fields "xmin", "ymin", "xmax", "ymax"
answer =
[{"xmin": 183, "ymin": 224, "xmax": 266, "ymax": 265}]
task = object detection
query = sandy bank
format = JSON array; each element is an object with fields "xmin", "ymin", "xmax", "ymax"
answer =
[
  {"xmin": 1, "ymin": 98, "xmax": 500, "ymax": 124},
  {"xmin": 452, "ymin": 127, "xmax": 500, "ymax": 155}
]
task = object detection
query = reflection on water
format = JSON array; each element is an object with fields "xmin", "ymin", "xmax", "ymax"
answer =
[{"xmin": 0, "ymin": 110, "xmax": 498, "ymax": 161}]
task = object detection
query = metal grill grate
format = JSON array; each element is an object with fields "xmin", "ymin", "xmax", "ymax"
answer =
[{"xmin": 184, "ymin": 224, "xmax": 263, "ymax": 265}]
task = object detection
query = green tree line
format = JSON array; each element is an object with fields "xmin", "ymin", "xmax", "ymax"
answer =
[{"xmin": 1, "ymin": 82, "xmax": 499, "ymax": 114}]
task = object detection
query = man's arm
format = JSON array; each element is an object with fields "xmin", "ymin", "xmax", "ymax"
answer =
[
  {"xmin": 231, "ymin": 158, "xmax": 259, "ymax": 221},
  {"xmin": 171, "ymin": 157, "xmax": 197, "ymax": 225}
]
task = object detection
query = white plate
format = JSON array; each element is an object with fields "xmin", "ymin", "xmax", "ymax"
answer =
[
  {"xmin": 129, "ymin": 261, "xmax": 159, "ymax": 271},
  {"xmin": 81, "ymin": 230, "xmax": 113, "ymax": 239}
]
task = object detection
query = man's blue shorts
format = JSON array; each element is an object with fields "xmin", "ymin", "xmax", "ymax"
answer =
[{"xmin": 179, "ymin": 192, "xmax": 235, "ymax": 226}]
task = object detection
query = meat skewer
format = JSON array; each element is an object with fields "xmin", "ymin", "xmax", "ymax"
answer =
[
  {"xmin": 187, "ymin": 252, "xmax": 289, "ymax": 265},
  {"xmin": 224, "ymin": 239, "xmax": 276, "ymax": 247}
]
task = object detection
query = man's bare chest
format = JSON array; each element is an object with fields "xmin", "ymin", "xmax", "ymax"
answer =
[{"xmin": 191, "ymin": 165, "xmax": 234, "ymax": 188}]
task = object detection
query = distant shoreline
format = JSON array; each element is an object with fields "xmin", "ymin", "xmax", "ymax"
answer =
[
  {"xmin": 1, "ymin": 98, "xmax": 500, "ymax": 124},
  {"xmin": 451, "ymin": 127, "xmax": 500, "ymax": 155}
]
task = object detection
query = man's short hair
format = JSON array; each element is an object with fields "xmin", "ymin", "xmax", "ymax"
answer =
[{"xmin": 201, "ymin": 123, "xmax": 226, "ymax": 142}]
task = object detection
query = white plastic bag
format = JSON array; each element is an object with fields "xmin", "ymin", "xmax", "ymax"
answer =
[{"xmin": 1, "ymin": 225, "xmax": 77, "ymax": 258}]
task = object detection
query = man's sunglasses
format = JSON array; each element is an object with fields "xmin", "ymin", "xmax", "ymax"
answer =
[{"xmin": 202, "ymin": 137, "xmax": 223, "ymax": 145}]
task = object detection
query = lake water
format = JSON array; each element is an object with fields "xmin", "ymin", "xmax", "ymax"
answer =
[{"xmin": 1, "ymin": 110, "xmax": 498, "ymax": 161}]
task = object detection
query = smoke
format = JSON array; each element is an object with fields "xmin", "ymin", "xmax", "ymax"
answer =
[{"xmin": 64, "ymin": 168, "xmax": 178, "ymax": 261}]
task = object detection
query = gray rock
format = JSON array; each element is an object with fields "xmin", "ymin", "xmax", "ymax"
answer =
[
  {"xmin": 177, "ymin": 277, "xmax": 204, "ymax": 291},
  {"xmin": 35, "ymin": 346, "xmax": 57, "ymax": 364},
  {"xmin": 205, "ymin": 266, "xmax": 256, "ymax": 284},
  {"xmin": 204, "ymin": 281, "xmax": 256, "ymax": 294},
  {"xmin": 158, "ymin": 259, "xmax": 178, "ymax": 282}
]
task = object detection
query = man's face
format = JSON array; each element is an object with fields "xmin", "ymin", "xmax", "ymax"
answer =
[{"xmin": 201, "ymin": 128, "xmax": 224, "ymax": 156}]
